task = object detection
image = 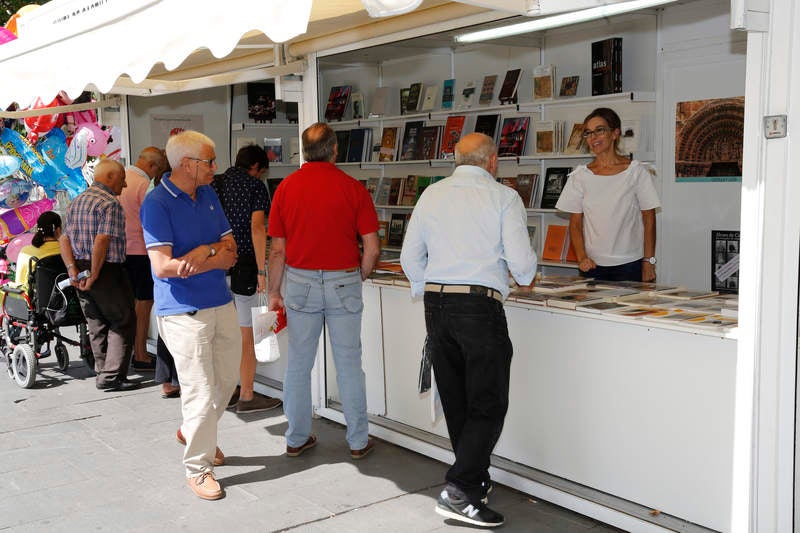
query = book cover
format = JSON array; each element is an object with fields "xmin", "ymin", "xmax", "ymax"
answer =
[
  {"xmin": 591, "ymin": 37, "xmax": 622, "ymax": 96},
  {"xmin": 498, "ymin": 68, "xmax": 522, "ymax": 104},
  {"xmin": 370, "ymin": 86, "xmax": 391, "ymax": 117},
  {"xmin": 659, "ymin": 288, "xmax": 720, "ymax": 300},
  {"xmin": 247, "ymin": 82, "xmax": 276, "ymax": 123},
  {"xmin": 541, "ymin": 225, "xmax": 568, "ymax": 261},
  {"xmin": 479, "ymin": 75, "xmax": 497, "ymax": 105},
  {"xmin": 266, "ymin": 178, "xmax": 283, "ymax": 202},
  {"xmin": 419, "ymin": 126, "xmax": 441, "ymax": 160},
  {"xmin": 387, "ymin": 177, "xmax": 404, "ymax": 205},
  {"xmin": 365, "ymin": 177, "xmax": 381, "ymax": 201},
  {"xmin": 263, "ymin": 137, "xmax": 283, "ymax": 163},
  {"xmin": 576, "ymin": 301, "xmax": 631, "ymax": 314},
  {"xmin": 606, "ymin": 306, "xmax": 663, "ymax": 318},
  {"xmin": 399, "ymin": 121, "xmax": 424, "ymax": 161},
  {"xmin": 406, "ymin": 83, "xmax": 423, "ymax": 112},
  {"xmin": 442, "ymin": 79, "xmax": 455, "ymax": 110},
  {"xmin": 563, "ymin": 123, "xmax": 587, "ymax": 155},
  {"xmin": 532, "ymin": 65, "xmax": 554, "ymax": 101},
  {"xmin": 378, "ymin": 127, "xmax": 399, "ymax": 162},
  {"xmin": 335, "ymin": 130, "xmax": 350, "ymax": 163},
  {"xmin": 535, "ymin": 121, "xmax": 555, "ymax": 154},
  {"xmin": 515, "ymin": 173, "xmax": 538, "ymax": 207},
  {"xmin": 439, "ymin": 115, "xmax": 466, "ymax": 159},
  {"xmin": 283, "ymin": 101, "xmax": 299, "ymax": 123},
  {"xmin": 460, "ymin": 80, "xmax": 476, "ymax": 108},
  {"xmin": 497, "ymin": 116, "xmax": 530, "ymax": 157},
  {"xmin": 546, "ymin": 291, "xmax": 609, "ymax": 310},
  {"xmin": 399, "ymin": 88, "xmax": 410, "ymax": 115},
  {"xmin": 532, "ymin": 275, "xmax": 589, "ymax": 294},
  {"xmin": 618, "ymin": 119, "xmax": 640, "ymax": 155},
  {"xmin": 559, "ymin": 76, "xmax": 579, "ymax": 97},
  {"xmin": 387, "ymin": 213, "xmax": 407, "ymax": 246},
  {"xmin": 346, "ymin": 128, "xmax": 368, "ymax": 162},
  {"xmin": 377, "ymin": 220, "xmax": 389, "ymax": 247},
  {"xmin": 712, "ymin": 230, "xmax": 740, "ymax": 294},
  {"xmin": 540, "ymin": 167, "xmax": 572, "ymax": 209},
  {"xmin": 288, "ymin": 137, "xmax": 301, "ymax": 164},
  {"xmin": 324, "ymin": 85, "xmax": 351, "ymax": 122},
  {"xmin": 474, "ymin": 114, "xmax": 500, "ymax": 142},
  {"xmin": 415, "ymin": 176, "xmax": 432, "ymax": 202},
  {"xmin": 526, "ymin": 222, "xmax": 539, "ymax": 252},
  {"xmin": 399, "ymin": 175, "xmax": 418, "ymax": 206},
  {"xmin": 351, "ymin": 92, "xmax": 365, "ymax": 119},
  {"xmin": 374, "ymin": 177, "xmax": 391, "ymax": 205},
  {"xmin": 421, "ymin": 86, "xmax": 438, "ymax": 111}
]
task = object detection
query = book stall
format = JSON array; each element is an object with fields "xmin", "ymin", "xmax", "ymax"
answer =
[{"xmin": 1, "ymin": 0, "xmax": 798, "ymax": 531}]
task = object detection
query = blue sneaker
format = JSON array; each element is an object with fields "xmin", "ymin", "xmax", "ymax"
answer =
[{"xmin": 435, "ymin": 487, "xmax": 504, "ymax": 528}]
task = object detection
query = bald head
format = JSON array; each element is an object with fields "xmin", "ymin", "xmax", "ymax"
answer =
[
  {"xmin": 136, "ymin": 146, "xmax": 168, "ymax": 180},
  {"xmin": 302, "ymin": 122, "xmax": 337, "ymax": 162},
  {"xmin": 93, "ymin": 159, "xmax": 127, "ymax": 195},
  {"xmin": 454, "ymin": 133, "xmax": 497, "ymax": 172}
]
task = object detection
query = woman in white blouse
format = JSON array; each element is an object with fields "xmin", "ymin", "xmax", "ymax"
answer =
[{"xmin": 555, "ymin": 108, "xmax": 660, "ymax": 282}]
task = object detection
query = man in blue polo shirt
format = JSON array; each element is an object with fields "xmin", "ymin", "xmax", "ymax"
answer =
[{"xmin": 140, "ymin": 130, "xmax": 239, "ymax": 501}]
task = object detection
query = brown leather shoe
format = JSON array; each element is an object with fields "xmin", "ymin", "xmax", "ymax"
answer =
[
  {"xmin": 286, "ymin": 434, "xmax": 317, "ymax": 457},
  {"xmin": 176, "ymin": 428, "xmax": 225, "ymax": 466},
  {"xmin": 186, "ymin": 471, "xmax": 222, "ymax": 500},
  {"xmin": 350, "ymin": 437, "xmax": 376, "ymax": 460}
]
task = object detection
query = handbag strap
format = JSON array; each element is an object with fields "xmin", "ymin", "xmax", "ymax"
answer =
[{"xmin": 258, "ymin": 292, "xmax": 268, "ymax": 307}]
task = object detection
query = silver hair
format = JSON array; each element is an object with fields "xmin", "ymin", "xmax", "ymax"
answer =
[
  {"xmin": 165, "ymin": 131, "xmax": 215, "ymax": 169},
  {"xmin": 454, "ymin": 133, "xmax": 496, "ymax": 169}
]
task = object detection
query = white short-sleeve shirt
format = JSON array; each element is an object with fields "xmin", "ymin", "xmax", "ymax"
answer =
[{"xmin": 555, "ymin": 160, "xmax": 660, "ymax": 266}]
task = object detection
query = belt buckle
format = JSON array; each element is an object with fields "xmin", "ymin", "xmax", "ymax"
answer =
[{"xmin": 469, "ymin": 285, "xmax": 488, "ymax": 297}]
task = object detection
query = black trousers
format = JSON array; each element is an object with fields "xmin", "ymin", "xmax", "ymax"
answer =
[
  {"xmin": 423, "ymin": 291, "xmax": 513, "ymax": 504},
  {"xmin": 75, "ymin": 261, "xmax": 135, "ymax": 386},
  {"xmin": 582, "ymin": 258, "xmax": 643, "ymax": 282},
  {"xmin": 155, "ymin": 335, "xmax": 179, "ymax": 387}
]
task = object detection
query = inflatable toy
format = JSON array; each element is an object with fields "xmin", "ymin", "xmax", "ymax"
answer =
[
  {"xmin": 65, "ymin": 123, "xmax": 111, "ymax": 168},
  {"xmin": 0, "ymin": 27, "xmax": 16, "ymax": 44},
  {"xmin": 0, "ymin": 155, "xmax": 21, "ymax": 177},
  {"xmin": 38, "ymin": 128, "xmax": 87, "ymax": 198},
  {"xmin": 0, "ymin": 178, "xmax": 34, "ymax": 209},
  {"xmin": 0, "ymin": 198, "xmax": 54, "ymax": 241},
  {"xmin": 4, "ymin": 231, "xmax": 33, "ymax": 263},
  {"xmin": 103, "ymin": 126, "xmax": 122, "ymax": 160},
  {"xmin": 24, "ymin": 97, "xmax": 64, "ymax": 144},
  {"xmin": 0, "ymin": 127, "xmax": 60, "ymax": 193}
]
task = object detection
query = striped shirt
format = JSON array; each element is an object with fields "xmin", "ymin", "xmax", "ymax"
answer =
[{"xmin": 65, "ymin": 182, "xmax": 126, "ymax": 263}]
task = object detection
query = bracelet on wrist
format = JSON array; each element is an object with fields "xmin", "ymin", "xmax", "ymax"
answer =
[
  {"xmin": 66, "ymin": 263, "xmax": 76, "ymax": 271},
  {"xmin": 257, "ymin": 269, "xmax": 266, "ymax": 276}
]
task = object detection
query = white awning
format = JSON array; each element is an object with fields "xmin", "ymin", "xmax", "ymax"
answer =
[{"xmin": 0, "ymin": 0, "xmax": 313, "ymax": 108}]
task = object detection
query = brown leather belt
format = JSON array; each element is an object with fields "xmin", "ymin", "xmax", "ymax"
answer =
[{"xmin": 424, "ymin": 283, "xmax": 504, "ymax": 303}]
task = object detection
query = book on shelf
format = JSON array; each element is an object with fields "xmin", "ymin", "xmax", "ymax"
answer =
[
  {"xmin": 263, "ymin": 137, "xmax": 283, "ymax": 163},
  {"xmin": 266, "ymin": 178, "xmax": 282, "ymax": 202},
  {"xmin": 442, "ymin": 79, "xmax": 455, "ymax": 110},
  {"xmin": 415, "ymin": 176, "xmax": 432, "ymax": 202},
  {"xmin": 501, "ymin": 173, "xmax": 538, "ymax": 207},
  {"xmin": 419, "ymin": 126, "xmax": 441, "ymax": 160},
  {"xmin": 497, "ymin": 117, "xmax": 530, "ymax": 157},
  {"xmin": 711, "ymin": 229, "xmax": 740, "ymax": 294},
  {"xmin": 535, "ymin": 121, "xmax": 555, "ymax": 155},
  {"xmin": 575, "ymin": 300, "xmax": 632, "ymax": 314},
  {"xmin": 658, "ymin": 288, "xmax": 720, "ymax": 300},
  {"xmin": 351, "ymin": 92, "xmax": 365, "ymax": 119},
  {"xmin": 378, "ymin": 127, "xmax": 400, "ymax": 162},
  {"xmin": 365, "ymin": 177, "xmax": 381, "ymax": 201},
  {"xmin": 387, "ymin": 213, "xmax": 408, "ymax": 247},
  {"xmin": 474, "ymin": 114, "xmax": 500, "ymax": 142},
  {"xmin": 616, "ymin": 293, "xmax": 678, "ymax": 307},
  {"xmin": 559, "ymin": 75, "xmax": 579, "ymax": 97},
  {"xmin": 532, "ymin": 275, "xmax": 589, "ymax": 294},
  {"xmin": 387, "ymin": 177, "xmax": 404, "ymax": 205},
  {"xmin": 335, "ymin": 130, "xmax": 350, "ymax": 163},
  {"xmin": 526, "ymin": 222, "xmax": 539, "ymax": 252},
  {"xmin": 563, "ymin": 123, "xmax": 588, "ymax": 155},
  {"xmin": 591, "ymin": 37, "xmax": 623, "ymax": 96},
  {"xmin": 546, "ymin": 290, "xmax": 609, "ymax": 310},
  {"xmin": 235, "ymin": 137, "xmax": 257, "ymax": 154},
  {"xmin": 532, "ymin": 65, "xmax": 554, "ymax": 101},
  {"xmin": 498, "ymin": 68, "xmax": 522, "ymax": 104},
  {"xmin": 406, "ymin": 82, "xmax": 423, "ymax": 112},
  {"xmin": 479, "ymin": 74, "xmax": 498, "ymax": 105},
  {"xmin": 399, "ymin": 175, "xmax": 419, "ymax": 206},
  {"xmin": 539, "ymin": 167, "xmax": 572, "ymax": 209},
  {"xmin": 460, "ymin": 80, "xmax": 476, "ymax": 108},
  {"xmin": 288, "ymin": 137, "xmax": 301, "ymax": 164},
  {"xmin": 421, "ymin": 86, "xmax": 438, "ymax": 111},
  {"xmin": 439, "ymin": 115, "xmax": 466, "ymax": 159},
  {"xmin": 619, "ymin": 119, "xmax": 640, "ymax": 155},
  {"xmin": 283, "ymin": 101, "xmax": 299, "ymax": 123},
  {"xmin": 507, "ymin": 290, "xmax": 549, "ymax": 306},
  {"xmin": 346, "ymin": 128, "xmax": 372, "ymax": 162},
  {"xmin": 596, "ymin": 280, "xmax": 682, "ymax": 293},
  {"xmin": 324, "ymin": 85, "xmax": 352, "ymax": 122},
  {"xmin": 370, "ymin": 86, "xmax": 391, "ymax": 117},
  {"xmin": 685, "ymin": 314, "xmax": 738, "ymax": 329},
  {"xmin": 399, "ymin": 121, "xmax": 424, "ymax": 161},
  {"xmin": 377, "ymin": 220, "xmax": 390, "ymax": 247},
  {"xmin": 541, "ymin": 225, "xmax": 568, "ymax": 262},
  {"xmin": 606, "ymin": 305, "xmax": 663, "ymax": 318},
  {"xmin": 639, "ymin": 310, "xmax": 712, "ymax": 325},
  {"xmin": 399, "ymin": 88, "xmax": 410, "ymax": 115}
]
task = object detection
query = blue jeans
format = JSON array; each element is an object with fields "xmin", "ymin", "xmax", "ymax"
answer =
[{"xmin": 283, "ymin": 267, "xmax": 368, "ymax": 450}]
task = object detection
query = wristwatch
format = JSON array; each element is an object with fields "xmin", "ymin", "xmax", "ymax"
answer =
[
  {"xmin": 643, "ymin": 256, "xmax": 656, "ymax": 265},
  {"xmin": 257, "ymin": 269, "xmax": 266, "ymax": 276},
  {"xmin": 208, "ymin": 245, "xmax": 217, "ymax": 257}
]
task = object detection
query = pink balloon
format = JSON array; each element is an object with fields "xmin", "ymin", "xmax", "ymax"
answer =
[
  {"xmin": 0, "ymin": 28, "xmax": 16, "ymax": 45},
  {"xmin": 5, "ymin": 231, "xmax": 34, "ymax": 263}
]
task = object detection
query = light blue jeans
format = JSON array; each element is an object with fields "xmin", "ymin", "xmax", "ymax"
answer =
[{"xmin": 283, "ymin": 267, "xmax": 368, "ymax": 450}]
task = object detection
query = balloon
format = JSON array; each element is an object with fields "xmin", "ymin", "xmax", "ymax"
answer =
[
  {"xmin": 24, "ymin": 97, "xmax": 64, "ymax": 144},
  {"xmin": 65, "ymin": 123, "xmax": 110, "ymax": 168},
  {"xmin": 38, "ymin": 128, "xmax": 87, "ymax": 199},
  {"xmin": 4, "ymin": 231, "xmax": 34, "ymax": 264},
  {"xmin": 0, "ymin": 198, "xmax": 55, "ymax": 240},
  {"xmin": 0, "ymin": 178, "xmax": 34, "ymax": 209},
  {"xmin": 0, "ymin": 28, "xmax": 16, "ymax": 44},
  {"xmin": 0, "ymin": 127, "xmax": 60, "ymax": 194},
  {"xmin": 4, "ymin": 14, "xmax": 20, "ymax": 36},
  {"xmin": 0, "ymin": 155, "xmax": 21, "ymax": 177},
  {"xmin": 103, "ymin": 126, "xmax": 122, "ymax": 160}
]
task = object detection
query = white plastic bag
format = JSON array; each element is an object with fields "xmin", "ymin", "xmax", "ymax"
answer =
[{"xmin": 252, "ymin": 294, "xmax": 283, "ymax": 363}]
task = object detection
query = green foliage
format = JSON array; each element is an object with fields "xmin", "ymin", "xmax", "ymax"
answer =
[{"xmin": 1, "ymin": 0, "xmax": 47, "ymax": 26}]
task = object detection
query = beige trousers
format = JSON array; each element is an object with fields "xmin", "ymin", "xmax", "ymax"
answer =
[{"xmin": 158, "ymin": 302, "xmax": 241, "ymax": 477}]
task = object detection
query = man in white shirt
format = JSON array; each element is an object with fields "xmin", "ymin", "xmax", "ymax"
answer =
[{"xmin": 401, "ymin": 133, "xmax": 537, "ymax": 528}]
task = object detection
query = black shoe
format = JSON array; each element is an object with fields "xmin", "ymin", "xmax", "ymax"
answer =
[
  {"xmin": 97, "ymin": 379, "xmax": 141, "ymax": 391},
  {"xmin": 227, "ymin": 385, "xmax": 240, "ymax": 409},
  {"xmin": 435, "ymin": 487, "xmax": 504, "ymax": 528},
  {"xmin": 131, "ymin": 359, "xmax": 156, "ymax": 372}
]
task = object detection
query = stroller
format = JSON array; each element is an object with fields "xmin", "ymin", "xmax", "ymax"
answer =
[{"xmin": 0, "ymin": 254, "xmax": 94, "ymax": 388}]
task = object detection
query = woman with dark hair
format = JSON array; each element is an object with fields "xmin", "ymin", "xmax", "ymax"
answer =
[
  {"xmin": 14, "ymin": 211, "xmax": 62, "ymax": 290},
  {"xmin": 555, "ymin": 107, "xmax": 661, "ymax": 282}
]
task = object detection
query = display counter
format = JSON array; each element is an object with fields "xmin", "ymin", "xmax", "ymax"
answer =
[{"xmin": 320, "ymin": 281, "xmax": 736, "ymax": 532}]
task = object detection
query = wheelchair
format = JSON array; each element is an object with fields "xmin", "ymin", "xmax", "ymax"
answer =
[{"xmin": 0, "ymin": 254, "xmax": 94, "ymax": 388}]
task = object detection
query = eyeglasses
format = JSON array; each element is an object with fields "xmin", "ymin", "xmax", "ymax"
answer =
[
  {"xmin": 581, "ymin": 126, "xmax": 611, "ymax": 139},
  {"xmin": 187, "ymin": 156, "xmax": 216, "ymax": 166}
]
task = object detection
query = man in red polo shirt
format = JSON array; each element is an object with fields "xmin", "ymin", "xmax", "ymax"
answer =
[{"xmin": 267, "ymin": 122, "xmax": 380, "ymax": 459}]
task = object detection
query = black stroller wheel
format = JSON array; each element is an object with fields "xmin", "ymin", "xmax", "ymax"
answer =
[{"xmin": 55, "ymin": 342, "xmax": 69, "ymax": 371}]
